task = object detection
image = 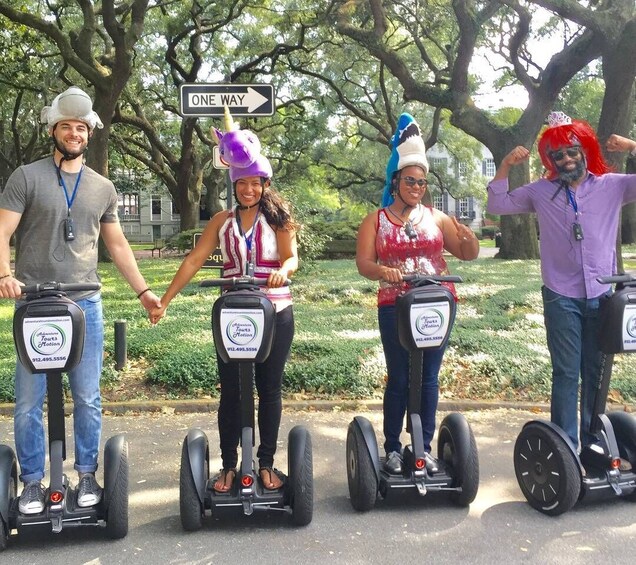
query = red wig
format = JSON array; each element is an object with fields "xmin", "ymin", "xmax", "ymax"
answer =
[{"xmin": 538, "ymin": 119, "xmax": 612, "ymax": 179}]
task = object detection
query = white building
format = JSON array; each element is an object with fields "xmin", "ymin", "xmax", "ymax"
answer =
[{"xmin": 427, "ymin": 145, "xmax": 496, "ymax": 232}]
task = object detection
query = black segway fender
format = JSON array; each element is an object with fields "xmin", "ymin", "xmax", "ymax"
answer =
[
  {"xmin": 520, "ymin": 420, "xmax": 584, "ymax": 479},
  {"xmin": 287, "ymin": 425, "xmax": 310, "ymax": 478},
  {"xmin": 0, "ymin": 445, "xmax": 17, "ymax": 524},
  {"xmin": 351, "ymin": 416, "xmax": 381, "ymax": 482},
  {"xmin": 185, "ymin": 429, "xmax": 209, "ymax": 504},
  {"xmin": 103, "ymin": 434, "xmax": 126, "ymax": 511}
]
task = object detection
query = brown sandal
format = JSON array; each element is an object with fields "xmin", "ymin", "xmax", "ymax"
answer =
[
  {"xmin": 213, "ymin": 468, "xmax": 236, "ymax": 493},
  {"xmin": 259, "ymin": 467, "xmax": 284, "ymax": 490}
]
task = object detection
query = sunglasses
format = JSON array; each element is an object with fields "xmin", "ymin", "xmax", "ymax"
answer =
[
  {"xmin": 402, "ymin": 176, "xmax": 428, "ymax": 188},
  {"xmin": 550, "ymin": 146, "xmax": 582, "ymax": 162}
]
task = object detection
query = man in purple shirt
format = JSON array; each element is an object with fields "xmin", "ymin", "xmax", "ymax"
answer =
[{"xmin": 487, "ymin": 111, "xmax": 636, "ymax": 450}]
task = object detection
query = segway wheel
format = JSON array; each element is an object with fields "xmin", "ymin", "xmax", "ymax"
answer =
[
  {"xmin": 105, "ymin": 441, "xmax": 129, "ymax": 539},
  {"xmin": 0, "ymin": 518, "xmax": 7, "ymax": 551},
  {"xmin": 180, "ymin": 439, "xmax": 205, "ymax": 531},
  {"xmin": 346, "ymin": 420, "xmax": 378, "ymax": 512},
  {"xmin": 0, "ymin": 447, "xmax": 17, "ymax": 551},
  {"xmin": 606, "ymin": 411, "xmax": 636, "ymax": 502},
  {"xmin": 288, "ymin": 425, "xmax": 313, "ymax": 526},
  {"xmin": 514, "ymin": 422, "xmax": 580, "ymax": 516},
  {"xmin": 437, "ymin": 412, "xmax": 479, "ymax": 506}
]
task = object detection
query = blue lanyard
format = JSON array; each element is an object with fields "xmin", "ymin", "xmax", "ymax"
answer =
[
  {"xmin": 565, "ymin": 187, "xmax": 578, "ymax": 217},
  {"xmin": 236, "ymin": 208, "xmax": 260, "ymax": 273},
  {"xmin": 57, "ymin": 164, "xmax": 84, "ymax": 214}
]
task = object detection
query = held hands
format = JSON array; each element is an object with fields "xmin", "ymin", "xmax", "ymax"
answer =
[
  {"xmin": 139, "ymin": 290, "xmax": 161, "ymax": 316},
  {"xmin": 606, "ymin": 134, "xmax": 636, "ymax": 154},
  {"xmin": 149, "ymin": 303, "xmax": 167, "ymax": 325}
]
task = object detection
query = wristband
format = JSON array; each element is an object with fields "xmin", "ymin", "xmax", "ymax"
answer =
[
  {"xmin": 0, "ymin": 274, "xmax": 11, "ymax": 280},
  {"xmin": 137, "ymin": 288, "xmax": 151, "ymax": 299}
]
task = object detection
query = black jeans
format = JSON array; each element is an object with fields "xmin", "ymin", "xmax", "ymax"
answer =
[{"xmin": 217, "ymin": 306, "xmax": 294, "ymax": 469}]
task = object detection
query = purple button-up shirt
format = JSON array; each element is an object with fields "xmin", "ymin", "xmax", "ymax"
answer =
[{"xmin": 487, "ymin": 173, "xmax": 636, "ymax": 299}]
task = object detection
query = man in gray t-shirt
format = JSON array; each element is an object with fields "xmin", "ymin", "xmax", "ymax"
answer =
[{"xmin": 0, "ymin": 87, "xmax": 160, "ymax": 515}]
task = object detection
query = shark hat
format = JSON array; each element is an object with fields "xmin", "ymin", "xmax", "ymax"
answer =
[{"xmin": 382, "ymin": 113, "xmax": 429, "ymax": 207}]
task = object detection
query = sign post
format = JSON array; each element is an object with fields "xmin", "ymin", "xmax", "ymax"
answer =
[
  {"xmin": 180, "ymin": 83, "xmax": 276, "ymax": 213},
  {"xmin": 193, "ymin": 233, "xmax": 223, "ymax": 269}
]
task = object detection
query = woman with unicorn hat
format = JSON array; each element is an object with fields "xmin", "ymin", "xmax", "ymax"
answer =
[{"xmin": 151, "ymin": 109, "xmax": 298, "ymax": 493}]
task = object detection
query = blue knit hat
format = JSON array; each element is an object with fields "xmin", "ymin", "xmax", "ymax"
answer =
[{"xmin": 381, "ymin": 113, "xmax": 429, "ymax": 207}]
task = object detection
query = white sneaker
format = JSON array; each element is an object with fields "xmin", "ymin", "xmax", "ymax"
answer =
[
  {"xmin": 77, "ymin": 473, "xmax": 103, "ymax": 508},
  {"xmin": 19, "ymin": 480, "xmax": 45, "ymax": 515}
]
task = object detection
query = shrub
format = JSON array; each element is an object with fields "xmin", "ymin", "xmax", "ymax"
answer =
[
  {"xmin": 165, "ymin": 229, "xmax": 201, "ymax": 253},
  {"xmin": 308, "ymin": 219, "xmax": 359, "ymax": 240},
  {"xmin": 146, "ymin": 344, "xmax": 219, "ymax": 394}
]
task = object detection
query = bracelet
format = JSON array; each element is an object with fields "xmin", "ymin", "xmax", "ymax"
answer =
[
  {"xmin": 0, "ymin": 274, "xmax": 11, "ymax": 280},
  {"xmin": 137, "ymin": 288, "xmax": 151, "ymax": 299}
]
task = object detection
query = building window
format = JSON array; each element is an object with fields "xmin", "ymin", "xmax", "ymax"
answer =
[
  {"xmin": 433, "ymin": 193, "xmax": 443, "ymax": 211},
  {"xmin": 482, "ymin": 158, "xmax": 496, "ymax": 179},
  {"xmin": 458, "ymin": 161, "xmax": 468, "ymax": 179},
  {"xmin": 429, "ymin": 157, "xmax": 447, "ymax": 173},
  {"xmin": 458, "ymin": 197, "xmax": 469, "ymax": 219},
  {"xmin": 117, "ymin": 193, "xmax": 140, "ymax": 220},
  {"xmin": 170, "ymin": 201, "xmax": 180, "ymax": 222},
  {"xmin": 151, "ymin": 196, "xmax": 162, "ymax": 221}
]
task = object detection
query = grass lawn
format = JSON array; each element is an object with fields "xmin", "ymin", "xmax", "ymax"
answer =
[{"xmin": 1, "ymin": 247, "xmax": 636, "ymax": 405}]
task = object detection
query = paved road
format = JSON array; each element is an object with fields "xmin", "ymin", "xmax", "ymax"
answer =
[{"xmin": 1, "ymin": 407, "xmax": 635, "ymax": 564}]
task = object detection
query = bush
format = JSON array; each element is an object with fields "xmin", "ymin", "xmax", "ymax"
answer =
[
  {"xmin": 308, "ymin": 219, "xmax": 359, "ymax": 240},
  {"xmin": 146, "ymin": 343, "xmax": 219, "ymax": 394},
  {"xmin": 165, "ymin": 229, "xmax": 201, "ymax": 253},
  {"xmin": 285, "ymin": 339, "xmax": 383, "ymax": 397},
  {"xmin": 481, "ymin": 226, "xmax": 497, "ymax": 239}
]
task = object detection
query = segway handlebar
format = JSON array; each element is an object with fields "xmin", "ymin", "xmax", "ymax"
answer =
[
  {"xmin": 597, "ymin": 274, "xmax": 636, "ymax": 286},
  {"xmin": 199, "ymin": 276, "xmax": 290, "ymax": 289},
  {"xmin": 20, "ymin": 282, "xmax": 102, "ymax": 296},
  {"xmin": 402, "ymin": 273, "xmax": 463, "ymax": 286}
]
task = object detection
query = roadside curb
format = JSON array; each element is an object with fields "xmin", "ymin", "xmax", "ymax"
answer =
[
  {"xmin": 0, "ymin": 398, "xmax": 555, "ymax": 417},
  {"xmin": 1, "ymin": 397, "xmax": 633, "ymax": 417}
]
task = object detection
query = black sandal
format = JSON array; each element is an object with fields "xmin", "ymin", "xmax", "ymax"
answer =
[
  {"xmin": 213, "ymin": 468, "xmax": 236, "ymax": 493},
  {"xmin": 259, "ymin": 467, "xmax": 284, "ymax": 490}
]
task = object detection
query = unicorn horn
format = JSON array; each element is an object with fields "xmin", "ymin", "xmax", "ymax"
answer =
[{"xmin": 224, "ymin": 105, "xmax": 239, "ymax": 131}]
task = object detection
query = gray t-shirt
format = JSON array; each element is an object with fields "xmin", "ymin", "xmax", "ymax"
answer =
[{"xmin": 0, "ymin": 156, "xmax": 118, "ymax": 299}]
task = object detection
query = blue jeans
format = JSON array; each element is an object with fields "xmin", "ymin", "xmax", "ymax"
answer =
[
  {"xmin": 379, "ymin": 305, "xmax": 445, "ymax": 455},
  {"xmin": 542, "ymin": 286, "xmax": 606, "ymax": 449},
  {"xmin": 14, "ymin": 295, "xmax": 104, "ymax": 483}
]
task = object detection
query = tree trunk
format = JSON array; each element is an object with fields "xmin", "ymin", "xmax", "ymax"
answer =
[{"xmin": 623, "ymin": 157, "xmax": 636, "ymax": 245}]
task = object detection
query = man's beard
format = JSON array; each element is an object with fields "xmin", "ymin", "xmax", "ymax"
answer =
[
  {"xmin": 54, "ymin": 138, "xmax": 87, "ymax": 160},
  {"xmin": 557, "ymin": 159, "xmax": 585, "ymax": 184}
]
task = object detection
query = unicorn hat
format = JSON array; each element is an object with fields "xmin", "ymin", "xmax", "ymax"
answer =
[
  {"xmin": 212, "ymin": 107, "xmax": 272, "ymax": 182},
  {"xmin": 382, "ymin": 113, "xmax": 429, "ymax": 207}
]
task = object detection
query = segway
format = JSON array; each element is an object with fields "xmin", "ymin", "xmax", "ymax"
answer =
[
  {"xmin": 346, "ymin": 274, "xmax": 479, "ymax": 511},
  {"xmin": 0, "ymin": 282, "xmax": 129, "ymax": 550},
  {"xmin": 514, "ymin": 274, "xmax": 636, "ymax": 516},
  {"xmin": 179, "ymin": 276, "xmax": 313, "ymax": 530}
]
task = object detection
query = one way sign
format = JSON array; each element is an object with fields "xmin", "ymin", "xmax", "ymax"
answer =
[{"xmin": 180, "ymin": 83, "xmax": 275, "ymax": 117}]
